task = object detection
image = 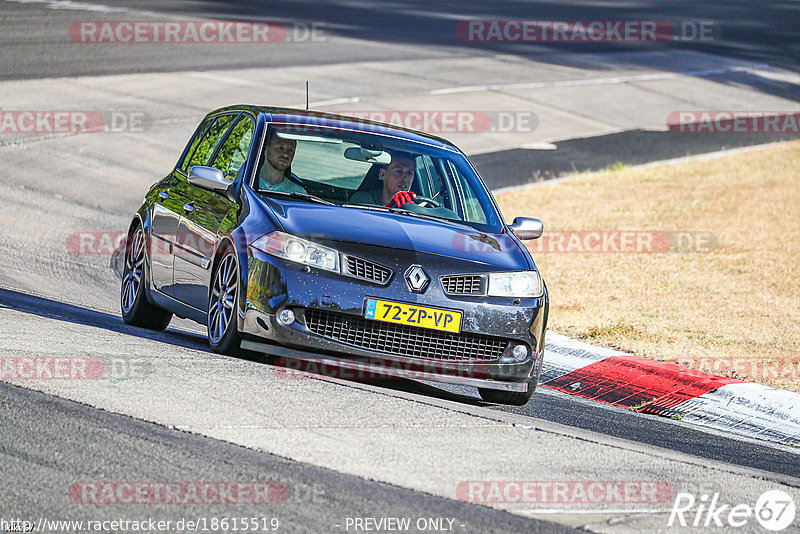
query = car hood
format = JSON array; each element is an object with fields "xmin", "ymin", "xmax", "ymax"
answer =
[{"xmin": 261, "ymin": 198, "xmax": 530, "ymax": 269}]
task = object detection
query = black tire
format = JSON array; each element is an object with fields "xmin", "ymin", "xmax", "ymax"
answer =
[
  {"xmin": 121, "ymin": 224, "xmax": 173, "ymax": 330},
  {"xmin": 478, "ymin": 380, "xmax": 536, "ymax": 406},
  {"xmin": 207, "ymin": 247, "xmax": 242, "ymax": 355}
]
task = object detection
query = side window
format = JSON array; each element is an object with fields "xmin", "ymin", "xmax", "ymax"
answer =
[
  {"xmin": 210, "ymin": 115, "xmax": 255, "ymax": 181},
  {"xmin": 414, "ymin": 157, "xmax": 433, "ymax": 197},
  {"xmin": 448, "ymin": 162, "xmax": 487, "ymax": 224},
  {"xmin": 178, "ymin": 117, "xmax": 214, "ymax": 172},
  {"xmin": 184, "ymin": 114, "xmax": 237, "ymax": 171},
  {"xmin": 422, "ymin": 155, "xmax": 454, "ymax": 212}
]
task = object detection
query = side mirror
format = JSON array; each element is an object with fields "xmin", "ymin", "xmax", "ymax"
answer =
[
  {"xmin": 509, "ymin": 217, "xmax": 543, "ymax": 240},
  {"xmin": 188, "ymin": 166, "xmax": 235, "ymax": 201}
]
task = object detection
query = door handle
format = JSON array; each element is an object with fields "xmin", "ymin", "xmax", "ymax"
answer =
[
  {"xmin": 183, "ymin": 203, "xmax": 195, "ymax": 213},
  {"xmin": 159, "ymin": 191, "xmax": 169, "ymax": 200}
]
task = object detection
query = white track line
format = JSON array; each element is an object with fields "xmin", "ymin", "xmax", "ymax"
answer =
[{"xmin": 430, "ymin": 67, "xmax": 751, "ymax": 95}]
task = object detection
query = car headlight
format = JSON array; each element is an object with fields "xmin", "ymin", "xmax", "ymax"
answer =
[
  {"xmin": 251, "ymin": 231, "xmax": 339, "ymax": 272},
  {"xmin": 487, "ymin": 271, "xmax": 543, "ymax": 298}
]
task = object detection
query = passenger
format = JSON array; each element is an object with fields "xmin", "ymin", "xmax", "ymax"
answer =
[
  {"xmin": 350, "ymin": 152, "xmax": 418, "ymax": 208},
  {"xmin": 257, "ymin": 133, "xmax": 307, "ymax": 193}
]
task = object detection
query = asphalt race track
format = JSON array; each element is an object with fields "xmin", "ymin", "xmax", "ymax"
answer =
[
  {"xmin": 1, "ymin": 1, "xmax": 799, "ymax": 533},
  {"xmin": 2, "ymin": 0, "xmax": 799, "ymax": 78}
]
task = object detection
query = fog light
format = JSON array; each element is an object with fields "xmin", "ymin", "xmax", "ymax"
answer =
[
  {"xmin": 512, "ymin": 344, "xmax": 528, "ymax": 362},
  {"xmin": 278, "ymin": 309, "xmax": 295, "ymax": 325}
]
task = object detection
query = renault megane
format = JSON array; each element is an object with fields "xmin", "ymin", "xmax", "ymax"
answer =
[{"xmin": 120, "ymin": 106, "xmax": 548, "ymax": 405}]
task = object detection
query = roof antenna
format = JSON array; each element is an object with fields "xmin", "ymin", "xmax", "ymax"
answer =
[{"xmin": 305, "ymin": 81, "xmax": 309, "ymax": 110}]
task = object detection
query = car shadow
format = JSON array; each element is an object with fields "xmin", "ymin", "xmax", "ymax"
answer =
[
  {"xmin": 327, "ymin": 374, "xmax": 486, "ymax": 406},
  {"xmin": 265, "ymin": 351, "xmax": 495, "ymax": 405},
  {"xmin": 0, "ymin": 287, "xmax": 209, "ymax": 353}
]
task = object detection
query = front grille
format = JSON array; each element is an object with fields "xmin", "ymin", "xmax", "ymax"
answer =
[
  {"xmin": 304, "ymin": 308, "xmax": 507, "ymax": 362},
  {"xmin": 441, "ymin": 274, "xmax": 485, "ymax": 295},
  {"xmin": 343, "ymin": 255, "xmax": 392, "ymax": 284}
]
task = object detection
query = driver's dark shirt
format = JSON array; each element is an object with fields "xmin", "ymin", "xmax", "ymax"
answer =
[{"xmin": 349, "ymin": 187, "xmax": 384, "ymax": 206}]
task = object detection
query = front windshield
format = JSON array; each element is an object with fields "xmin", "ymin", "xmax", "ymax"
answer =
[{"xmin": 252, "ymin": 123, "xmax": 504, "ymax": 232}]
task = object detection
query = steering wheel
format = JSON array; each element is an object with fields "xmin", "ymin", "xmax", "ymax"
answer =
[{"xmin": 414, "ymin": 196, "xmax": 441, "ymax": 208}]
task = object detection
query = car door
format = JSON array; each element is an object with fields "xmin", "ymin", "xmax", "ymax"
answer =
[
  {"xmin": 150, "ymin": 116, "xmax": 215, "ymax": 295},
  {"xmin": 173, "ymin": 113, "xmax": 255, "ymax": 310}
]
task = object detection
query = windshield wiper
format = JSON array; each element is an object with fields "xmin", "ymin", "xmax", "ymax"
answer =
[
  {"xmin": 259, "ymin": 190, "xmax": 336, "ymax": 206},
  {"xmin": 385, "ymin": 207, "xmax": 441, "ymax": 222},
  {"xmin": 343, "ymin": 203, "xmax": 449, "ymax": 224}
]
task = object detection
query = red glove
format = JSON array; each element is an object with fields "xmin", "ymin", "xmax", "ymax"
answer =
[{"xmin": 386, "ymin": 191, "xmax": 417, "ymax": 208}]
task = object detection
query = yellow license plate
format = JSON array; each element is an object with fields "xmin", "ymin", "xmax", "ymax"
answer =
[{"xmin": 364, "ymin": 298, "xmax": 462, "ymax": 333}]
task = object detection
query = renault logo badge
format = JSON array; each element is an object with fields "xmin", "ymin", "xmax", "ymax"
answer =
[{"xmin": 404, "ymin": 265, "xmax": 429, "ymax": 293}]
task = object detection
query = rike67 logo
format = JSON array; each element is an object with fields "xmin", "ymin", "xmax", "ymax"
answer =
[{"xmin": 668, "ymin": 490, "xmax": 796, "ymax": 531}]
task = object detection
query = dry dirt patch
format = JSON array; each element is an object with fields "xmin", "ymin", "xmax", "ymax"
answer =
[{"xmin": 496, "ymin": 142, "xmax": 800, "ymax": 392}]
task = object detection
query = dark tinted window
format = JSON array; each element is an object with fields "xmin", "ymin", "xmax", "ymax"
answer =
[
  {"xmin": 185, "ymin": 114, "xmax": 237, "ymax": 170},
  {"xmin": 210, "ymin": 115, "xmax": 255, "ymax": 181},
  {"xmin": 179, "ymin": 117, "xmax": 214, "ymax": 172}
]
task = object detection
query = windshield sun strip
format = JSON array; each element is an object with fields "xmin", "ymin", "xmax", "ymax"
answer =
[{"xmin": 265, "ymin": 122, "xmax": 460, "ymax": 153}]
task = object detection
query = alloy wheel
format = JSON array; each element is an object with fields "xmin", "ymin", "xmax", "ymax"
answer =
[
  {"xmin": 121, "ymin": 226, "xmax": 145, "ymax": 314},
  {"xmin": 209, "ymin": 253, "xmax": 237, "ymax": 344}
]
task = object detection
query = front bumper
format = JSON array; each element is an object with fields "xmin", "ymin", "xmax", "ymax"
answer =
[
  {"xmin": 240, "ymin": 336, "xmax": 530, "ymax": 392},
  {"xmin": 239, "ymin": 245, "xmax": 548, "ymax": 390}
]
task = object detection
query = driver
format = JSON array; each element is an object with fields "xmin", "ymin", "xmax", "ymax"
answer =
[
  {"xmin": 350, "ymin": 151, "xmax": 417, "ymax": 208},
  {"xmin": 256, "ymin": 133, "xmax": 307, "ymax": 193}
]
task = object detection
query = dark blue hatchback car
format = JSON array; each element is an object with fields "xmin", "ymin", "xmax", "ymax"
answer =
[{"xmin": 120, "ymin": 106, "xmax": 548, "ymax": 405}]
